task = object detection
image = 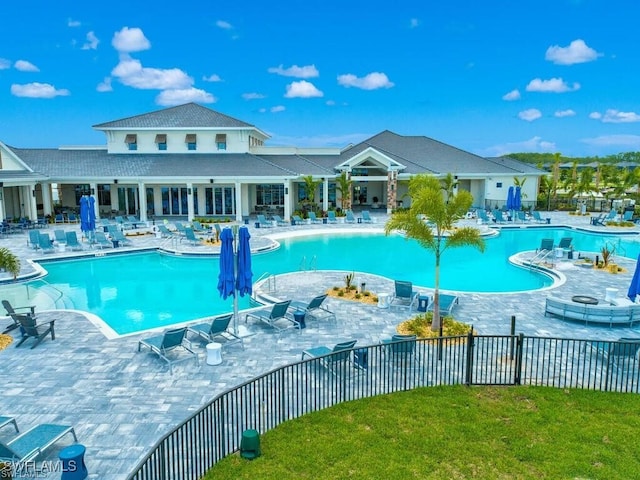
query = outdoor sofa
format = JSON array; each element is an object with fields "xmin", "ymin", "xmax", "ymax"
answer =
[{"xmin": 544, "ymin": 296, "xmax": 640, "ymax": 327}]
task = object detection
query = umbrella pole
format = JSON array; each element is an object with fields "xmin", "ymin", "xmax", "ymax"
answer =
[{"xmin": 233, "ymin": 225, "xmax": 239, "ymax": 336}]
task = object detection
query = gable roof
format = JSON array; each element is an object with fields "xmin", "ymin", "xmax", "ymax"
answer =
[{"xmin": 92, "ymin": 103, "xmax": 261, "ymax": 131}]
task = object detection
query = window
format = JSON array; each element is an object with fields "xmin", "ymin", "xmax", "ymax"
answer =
[
  {"xmin": 185, "ymin": 134, "xmax": 197, "ymax": 151},
  {"xmin": 125, "ymin": 134, "xmax": 137, "ymax": 151},
  {"xmin": 215, "ymin": 134, "xmax": 227, "ymax": 150},
  {"xmin": 98, "ymin": 184, "xmax": 111, "ymax": 206},
  {"xmin": 256, "ymin": 184, "xmax": 284, "ymax": 206},
  {"xmin": 496, "ymin": 182, "xmax": 503, "ymax": 188},
  {"xmin": 155, "ymin": 134, "xmax": 167, "ymax": 151}
]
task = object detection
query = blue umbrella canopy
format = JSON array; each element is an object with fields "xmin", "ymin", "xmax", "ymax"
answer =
[
  {"xmin": 79, "ymin": 196, "xmax": 90, "ymax": 233},
  {"xmin": 506, "ymin": 186, "xmax": 515, "ymax": 210},
  {"xmin": 88, "ymin": 196, "xmax": 96, "ymax": 231},
  {"xmin": 217, "ymin": 227, "xmax": 235, "ymax": 299},
  {"xmin": 627, "ymin": 253, "xmax": 640, "ymax": 301},
  {"xmin": 236, "ymin": 226, "xmax": 253, "ymax": 296},
  {"xmin": 514, "ymin": 186, "xmax": 522, "ymax": 211}
]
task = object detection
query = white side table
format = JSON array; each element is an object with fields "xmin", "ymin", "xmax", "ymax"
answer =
[
  {"xmin": 377, "ymin": 293, "xmax": 390, "ymax": 309},
  {"xmin": 206, "ymin": 342, "xmax": 222, "ymax": 365}
]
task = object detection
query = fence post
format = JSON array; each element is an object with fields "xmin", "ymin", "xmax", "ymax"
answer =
[
  {"xmin": 514, "ymin": 333, "xmax": 524, "ymax": 385},
  {"xmin": 509, "ymin": 315, "xmax": 516, "ymax": 361},
  {"xmin": 464, "ymin": 330, "xmax": 475, "ymax": 386}
]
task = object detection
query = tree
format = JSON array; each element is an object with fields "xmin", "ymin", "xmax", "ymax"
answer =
[
  {"xmin": 335, "ymin": 171, "xmax": 353, "ymax": 211},
  {"xmin": 384, "ymin": 174, "xmax": 485, "ymax": 331},
  {"xmin": 300, "ymin": 175, "xmax": 322, "ymax": 212},
  {"xmin": 0, "ymin": 248, "xmax": 20, "ymax": 280}
]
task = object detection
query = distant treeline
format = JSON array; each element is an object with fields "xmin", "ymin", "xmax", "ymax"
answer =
[{"xmin": 509, "ymin": 151, "xmax": 640, "ymax": 165}]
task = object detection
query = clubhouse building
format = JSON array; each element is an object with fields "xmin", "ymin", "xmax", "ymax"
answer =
[{"xmin": 0, "ymin": 103, "xmax": 543, "ymax": 223}]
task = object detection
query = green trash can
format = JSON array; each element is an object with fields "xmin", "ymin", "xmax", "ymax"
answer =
[{"xmin": 240, "ymin": 429, "xmax": 261, "ymax": 459}]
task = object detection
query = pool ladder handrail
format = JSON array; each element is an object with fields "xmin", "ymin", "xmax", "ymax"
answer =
[
  {"xmin": 26, "ymin": 279, "xmax": 66, "ymax": 309},
  {"xmin": 299, "ymin": 255, "xmax": 317, "ymax": 272},
  {"xmin": 253, "ymin": 272, "xmax": 276, "ymax": 298},
  {"xmin": 528, "ymin": 249, "xmax": 554, "ymax": 269}
]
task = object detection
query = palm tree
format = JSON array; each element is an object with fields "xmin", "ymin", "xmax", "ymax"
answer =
[
  {"xmin": 0, "ymin": 248, "xmax": 20, "ymax": 280},
  {"xmin": 384, "ymin": 174, "xmax": 485, "ymax": 331},
  {"xmin": 300, "ymin": 175, "xmax": 322, "ymax": 212},
  {"xmin": 335, "ymin": 171, "xmax": 353, "ymax": 211}
]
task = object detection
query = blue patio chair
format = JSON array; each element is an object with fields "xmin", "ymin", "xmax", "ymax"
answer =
[
  {"xmin": 477, "ymin": 209, "xmax": 491, "ymax": 224},
  {"xmin": 530, "ymin": 211, "xmax": 547, "ymax": 223},
  {"xmin": 291, "ymin": 214, "xmax": 304, "ymax": 225},
  {"xmin": 138, "ymin": 326, "xmax": 199, "ymax": 374},
  {"xmin": 92, "ymin": 231, "xmax": 113, "ymax": 249},
  {"xmin": 327, "ymin": 211, "xmax": 337, "ymax": 223},
  {"xmin": 516, "ymin": 211, "xmax": 530, "ymax": 223},
  {"xmin": 256, "ymin": 214, "xmax": 274, "ymax": 228},
  {"xmin": 127, "ymin": 215, "xmax": 146, "ymax": 228},
  {"xmin": 65, "ymin": 231, "xmax": 84, "ymax": 251},
  {"xmin": 191, "ymin": 220, "xmax": 206, "ymax": 232},
  {"xmin": 67, "ymin": 212, "xmax": 79, "ymax": 223},
  {"xmin": 272, "ymin": 214, "xmax": 288, "ymax": 226},
  {"xmin": 157, "ymin": 224, "xmax": 175, "ymax": 238},
  {"xmin": 188, "ymin": 313, "xmax": 244, "ymax": 349},
  {"xmin": 537, "ymin": 238, "xmax": 554, "ymax": 253},
  {"xmin": 173, "ymin": 221, "xmax": 187, "ymax": 235},
  {"xmin": 381, "ymin": 334, "xmax": 419, "ymax": 366},
  {"xmin": 585, "ymin": 337, "xmax": 640, "ymax": 372},
  {"xmin": 27, "ymin": 229, "xmax": 41, "ymax": 250},
  {"xmin": 0, "ymin": 416, "xmax": 19, "ymax": 433},
  {"xmin": 245, "ymin": 300, "xmax": 295, "ymax": 333},
  {"xmin": 390, "ymin": 280, "xmax": 419, "ymax": 311},
  {"xmin": 558, "ymin": 237, "xmax": 573, "ymax": 253},
  {"xmin": 623, "ymin": 210, "xmax": 634, "ymax": 222},
  {"xmin": 110, "ymin": 229, "xmax": 133, "ymax": 246},
  {"xmin": 308, "ymin": 211, "xmax": 323, "ymax": 224},
  {"xmin": 0, "ymin": 423, "xmax": 77, "ymax": 467},
  {"xmin": 38, "ymin": 233, "xmax": 55, "ymax": 253},
  {"xmin": 54, "ymin": 213, "xmax": 65, "ymax": 224},
  {"xmin": 345, "ymin": 210, "xmax": 356, "ymax": 223},
  {"xmin": 428, "ymin": 293, "xmax": 459, "ymax": 316},
  {"xmin": 290, "ymin": 293, "xmax": 337, "ymax": 323},
  {"xmin": 53, "ymin": 229, "xmax": 67, "ymax": 245},
  {"xmin": 492, "ymin": 209, "xmax": 507, "ymax": 224},
  {"xmin": 361, "ymin": 210, "xmax": 373, "ymax": 223},
  {"xmin": 301, "ymin": 339, "xmax": 358, "ymax": 376},
  {"xmin": 181, "ymin": 227, "xmax": 201, "ymax": 246}
]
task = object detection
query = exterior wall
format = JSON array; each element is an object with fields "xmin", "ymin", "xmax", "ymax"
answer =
[{"xmin": 104, "ymin": 129, "xmax": 253, "ymax": 154}]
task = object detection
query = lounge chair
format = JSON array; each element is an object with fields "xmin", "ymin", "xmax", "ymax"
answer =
[
  {"xmin": 308, "ymin": 211, "xmax": 322, "ymax": 224},
  {"xmin": 110, "ymin": 229, "xmax": 133, "ymax": 246},
  {"xmin": 301, "ymin": 339, "xmax": 358, "ymax": 376},
  {"xmin": 53, "ymin": 229, "xmax": 67, "ymax": 245},
  {"xmin": 492, "ymin": 209, "xmax": 507, "ymax": 224},
  {"xmin": 390, "ymin": 280, "xmax": 419, "ymax": 311},
  {"xmin": 188, "ymin": 313, "xmax": 244, "ymax": 349},
  {"xmin": 585, "ymin": 337, "xmax": 640, "ymax": 372},
  {"xmin": 65, "ymin": 231, "xmax": 84, "ymax": 251},
  {"xmin": 245, "ymin": 300, "xmax": 295, "ymax": 333},
  {"xmin": 38, "ymin": 233, "xmax": 55, "ymax": 253},
  {"xmin": 115, "ymin": 215, "xmax": 133, "ymax": 230},
  {"xmin": 477, "ymin": 209, "xmax": 491, "ymax": 224},
  {"xmin": 605, "ymin": 210, "xmax": 618, "ymax": 223},
  {"xmin": 157, "ymin": 224, "xmax": 175, "ymax": 238},
  {"xmin": 181, "ymin": 227, "xmax": 201, "ymax": 246},
  {"xmin": 191, "ymin": 220, "xmax": 206, "ymax": 232},
  {"xmin": 558, "ymin": 237, "xmax": 573, "ymax": 254},
  {"xmin": 93, "ymin": 231, "xmax": 113, "ymax": 249},
  {"xmin": 290, "ymin": 293, "xmax": 336, "ymax": 323},
  {"xmin": 127, "ymin": 215, "xmax": 147, "ymax": 228},
  {"xmin": 256, "ymin": 214, "xmax": 274, "ymax": 228},
  {"xmin": 54, "ymin": 213, "xmax": 65, "ymax": 224},
  {"xmin": 381, "ymin": 334, "xmax": 419, "ymax": 366},
  {"xmin": 516, "ymin": 211, "xmax": 529, "ymax": 223},
  {"xmin": 623, "ymin": 210, "xmax": 634, "ymax": 222},
  {"xmin": 173, "ymin": 221, "xmax": 187, "ymax": 235},
  {"xmin": 0, "ymin": 416, "xmax": 19, "ymax": 433},
  {"xmin": 27, "ymin": 229, "xmax": 41, "ymax": 250},
  {"xmin": 2, "ymin": 300, "xmax": 35, "ymax": 333},
  {"xmin": 0, "ymin": 423, "xmax": 77, "ymax": 466},
  {"xmin": 67, "ymin": 212, "xmax": 79, "ymax": 223},
  {"xmin": 327, "ymin": 211, "xmax": 337, "ymax": 224},
  {"xmin": 345, "ymin": 210, "xmax": 356, "ymax": 223},
  {"xmin": 138, "ymin": 326, "xmax": 199, "ymax": 374},
  {"xmin": 291, "ymin": 214, "xmax": 304, "ymax": 225},
  {"xmin": 537, "ymin": 238, "xmax": 554, "ymax": 253},
  {"xmin": 531, "ymin": 210, "xmax": 547, "ymax": 224},
  {"xmin": 272, "ymin": 214, "xmax": 288, "ymax": 226},
  {"xmin": 361, "ymin": 210, "xmax": 373, "ymax": 223},
  {"xmin": 428, "ymin": 293, "xmax": 459, "ymax": 316},
  {"xmin": 13, "ymin": 310, "xmax": 56, "ymax": 349}
]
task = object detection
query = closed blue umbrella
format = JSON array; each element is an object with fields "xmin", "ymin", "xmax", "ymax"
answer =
[
  {"xmin": 506, "ymin": 186, "xmax": 515, "ymax": 210},
  {"xmin": 236, "ymin": 226, "xmax": 252, "ymax": 296},
  {"xmin": 217, "ymin": 227, "xmax": 235, "ymax": 299},
  {"xmin": 627, "ymin": 253, "xmax": 640, "ymax": 301},
  {"xmin": 88, "ymin": 196, "xmax": 96, "ymax": 231},
  {"xmin": 79, "ymin": 196, "xmax": 90, "ymax": 233},
  {"xmin": 514, "ymin": 186, "xmax": 522, "ymax": 211}
]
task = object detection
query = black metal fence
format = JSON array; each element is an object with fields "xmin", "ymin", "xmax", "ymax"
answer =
[{"xmin": 126, "ymin": 334, "xmax": 640, "ymax": 479}]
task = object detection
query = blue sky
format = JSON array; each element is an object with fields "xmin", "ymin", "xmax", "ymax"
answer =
[{"xmin": 1, "ymin": 0, "xmax": 638, "ymax": 157}]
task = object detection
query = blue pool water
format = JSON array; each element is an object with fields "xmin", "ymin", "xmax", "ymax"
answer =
[{"xmin": 25, "ymin": 227, "xmax": 640, "ymax": 335}]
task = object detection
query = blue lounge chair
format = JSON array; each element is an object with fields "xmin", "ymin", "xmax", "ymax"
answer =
[
  {"xmin": 245, "ymin": 300, "xmax": 294, "ymax": 333},
  {"xmin": 428, "ymin": 293, "xmax": 459, "ymax": 316},
  {"xmin": 65, "ymin": 231, "xmax": 83, "ymax": 251},
  {"xmin": 361, "ymin": 210, "xmax": 373, "ymax": 223},
  {"xmin": 38, "ymin": 233, "xmax": 55, "ymax": 253},
  {"xmin": 115, "ymin": 215, "xmax": 134, "ymax": 230},
  {"xmin": 54, "ymin": 213, "xmax": 65, "ymax": 224},
  {"xmin": 0, "ymin": 423, "xmax": 77, "ymax": 467},
  {"xmin": 327, "ymin": 211, "xmax": 337, "ymax": 224},
  {"xmin": 181, "ymin": 227, "xmax": 201, "ymax": 246},
  {"xmin": 272, "ymin": 214, "xmax": 288, "ymax": 226},
  {"xmin": 0, "ymin": 416, "xmax": 18, "ymax": 433},
  {"xmin": 301, "ymin": 339, "xmax": 358, "ymax": 375},
  {"xmin": 127, "ymin": 215, "xmax": 147, "ymax": 228},
  {"xmin": 391, "ymin": 280, "xmax": 419, "ymax": 311},
  {"xmin": 188, "ymin": 313, "xmax": 244, "ymax": 349},
  {"xmin": 308, "ymin": 211, "xmax": 323, "ymax": 224},
  {"xmin": 558, "ymin": 237, "xmax": 573, "ymax": 253},
  {"xmin": 537, "ymin": 238, "xmax": 554, "ymax": 253},
  {"xmin": 585, "ymin": 337, "xmax": 640, "ymax": 372},
  {"xmin": 531, "ymin": 211, "xmax": 547, "ymax": 223},
  {"xmin": 138, "ymin": 326, "xmax": 199, "ymax": 374},
  {"xmin": 67, "ymin": 212, "xmax": 79, "ymax": 223},
  {"xmin": 93, "ymin": 231, "xmax": 113, "ymax": 248},
  {"xmin": 291, "ymin": 215, "xmax": 304, "ymax": 225},
  {"xmin": 516, "ymin": 211, "xmax": 530, "ymax": 223},
  {"xmin": 53, "ymin": 229, "xmax": 67, "ymax": 245},
  {"xmin": 173, "ymin": 221, "xmax": 187, "ymax": 235},
  {"xmin": 256, "ymin": 214, "xmax": 274, "ymax": 228},
  {"xmin": 290, "ymin": 293, "xmax": 336, "ymax": 323},
  {"xmin": 157, "ymin": 224, "xmax": 175, "ymax": 238},
  {"xmin": 345, "ymin": 210, "xmax": 356, "ymax": 223},
  {"xmin": 381, "ymin": 334, "xmax": 419, "ymax": 366},
  {"xmin": 191, "ymin": 220, "xmax": 206, "ymax": 232},
  {"xmin": 110, "ymin": 229, "xmax": 133, "ymax": 246},
  {"xmin": 27, "ymin": 229, "xmax": 41, "ymax": 250},
  {"xmin": 477, "ymin": 209, "xmax": 491, "ymax": 224},
  {"xmin": 492, "ymin": 209, "xmax": 507, "ymax": 224}
]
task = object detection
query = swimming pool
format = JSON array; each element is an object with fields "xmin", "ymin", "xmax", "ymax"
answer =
[{"xmin": 14, "ymin": 227, "xmax": 640, "ymax": 336}]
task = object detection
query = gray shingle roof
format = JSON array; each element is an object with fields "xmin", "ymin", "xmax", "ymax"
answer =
[{"xmin": 92, "ymin": 103, "xmax": 256, "ymax": 130}]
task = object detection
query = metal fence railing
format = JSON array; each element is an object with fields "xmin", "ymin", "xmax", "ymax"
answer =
[{"xmin": 127, "ymin": 334, "xmax": 640, "ymax": 479}]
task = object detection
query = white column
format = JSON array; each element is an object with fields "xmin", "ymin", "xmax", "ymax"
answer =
[
  {"xmin": 29, "ymin": 185, "xmax": 38, "ymax": 221},
  {"xmin": 323, "ymin": 178, "xmax": 329, "ymax": 212},
  {"xmin": 41, "ymin": 182, "xmax": 53, "ymax": 217},
  {"xmin": 186, "ymin": 182, "xmax": 194, "ymax": 221},
  {"xmin": 138, "ymin": 182, "xmax": 147, "ymax": 222},
  {"xmin": 284, "ymin": 179, "xmax": 292, "ymax": 221},
  {"xmin": 235, "ymin": 181, "xmax": 242, "ymax": 222},
  {"xmin": 0, "ymin": 187, "xmax": 5, "ymax": 222}
]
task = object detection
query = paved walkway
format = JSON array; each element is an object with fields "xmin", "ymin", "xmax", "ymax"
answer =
[{"xmin": 0, "ymin": 211, "xmax": 639, "ymax": 479}]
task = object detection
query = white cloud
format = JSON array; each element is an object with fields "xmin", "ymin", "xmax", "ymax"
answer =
[
  {"xmin": 284, "ymin": 80, "xmax": 323, "ymax": 98},
  {"xmin": 581, "ymin": 135, "xmax": 640, "ymax": 149},
  {"xmin": 242, "ymin": 92, "xmax": 266, "ymax": 100},
  {"xmin": 482, "ymin": 136, "xmax": 556, "ymax": 156},
  {"xmin": 554, "ymin": 109, "xmax": 576, "ymax": 117},
  {"xmin": 111, "ymin": 57, "xmax": 192, "ymax": 90},
  {"xmin": 599, "ymin": 109, "xmax": 640, "ymax": 123},
  {"xmin": 68, "ymin": 18, "xmax": 81, "ymax": 27},
  {"xmin": 545, "ymin": 39, "xmax": 600, "ymax": 65},
  {"xmin": 337, "ymin": 72, "xmax": 394, "ymax": 90},
  {"xmin": 96, "ymin": 77, "xmax": 112, "ymax": 92},
  {"xmin": 589, "ymin": 112, "xmax": 602, "ymax": 120},
  {"xmin": 14, "ymin": 60, "xmax": 39, "ymax": 72},
  {"xmin": 203, "ymin": 74, "xmax": 222, "ymax": 82},
  {"xmin": 518, "ymin": 108, "xmax": 542, "ymax": 121},
  {"xmin": 155, "ymin": 88, "xmax": 216, "ymax": 106},
  {"xmin": 502, "ymin": 89, "xmax": 520, "ymax": 101},
  {"xmin": 270, "ymin": 105, "xmax": 285, "ymax": 113},
  {"xmin": 11, "ymin": 82, "xmax": 70, "ymax": 98},
  {"xmin": 216, "ymin": 20, "xmax": 233, "ymax": 30},
  {"xmin": 0, "ymin": 58, "xmax": 10, "ymax": 70},
  {"xmin": 82, "ymin": 31, "xmax": 99, "ymax": 50},
  {"xmin": 326, "ymin": 100, "xmax": 336, "ymax": 106},
  {"xmin": 267, "ymin": 64, "xmax": 319, "ymax": 78},
  {"xmin": 526, "ymin": 77, "xmax": 580, "ymax": 93},
  {"xmin": 111, "ymin": 27, "xmax": 150, "ymax": 53},
  {"xmin": 409, "ymin": 18, "xmax": 420, "ymax": 28}
]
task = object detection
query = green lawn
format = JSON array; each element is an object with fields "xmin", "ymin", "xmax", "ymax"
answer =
[{"xmin": 205, "ymin": 385, "xmax": 640, "ymax": 480}]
